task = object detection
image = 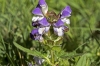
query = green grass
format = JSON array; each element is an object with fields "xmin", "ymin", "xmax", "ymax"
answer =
[{"xmin": 0, "ymin": 0, "xmax": 100, "ymax": 66}]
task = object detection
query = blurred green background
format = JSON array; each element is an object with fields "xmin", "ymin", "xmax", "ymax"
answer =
[{"xmin": 0, "ymin": 0, "xmax": 100, "ymax": 66}]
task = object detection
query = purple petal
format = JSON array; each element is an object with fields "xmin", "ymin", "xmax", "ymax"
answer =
[
  {"xmin": 64, "ymin": 6, "xmax": 72, "ymax": 13},
  {"xmin": 39, "ymin": 18, "xmax": 50, "ymax": 26},
  {"xmin": 31, "ymin": 28, "xmax": 38, "ymax": 34},
  {"xmin": 30, "ymin": 29, "xmax": 43, "ymax": 40},
  {"xmin": 32, "ymin": 7, "xmax": 43, "ymax": 15},
  {"xmin": 54, "ymin": 19, "xmax": 64, "ymax": 27},
  {"xmin": 61, "ymin": 6, "xmax": 72, "ymax": 18},
  {"xmin": 39, "ymin": 0, "xmax": 46, "ymax": 6},
  {"xmin": 34, "ymin": 57, "xmax": 43, "ymax": 65},
  {"xmin": 38, "ymin": 0, "xmax": 48, "ymax": 15},
  {"xmin": 61, "ymin": 11, "xmax": 71, "ymax": 18}
]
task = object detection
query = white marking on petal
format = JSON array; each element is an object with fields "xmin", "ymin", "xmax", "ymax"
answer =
[
  {"xmin": 32, "ymin": 16, "xmax": 39, "ymax": 22},
  {"xmin": 61, "ymin": 18, "xmax": 70, "ymax": 24},
  {"xmin": 61, "ymin": 18, "xmax": 66, "ymax": 22},
  {"xmin": 32, "ymin": 16, "xmax": 44, "ymax": 22},
  {"xmin": 38, "ymin": 16, "xmax": 44, "ymax": 21},
  {"xmin": 65, "ymin": 19, "xmax": 70, "ymax": 24},
  {"xmin": 56, "ymin": 27, "xmax": 64, "ymax": 36},
  {"xmin": 53, "ymin": 27, "xmax": 64, "ymax": 36},
  {"xmin": 38, "ymin": 28, "xmax": 45, "ymax": 34},
  {"xmin": 45, "ymin": 26, "xmax": 50, "ymax": 32},
  {"xmin": 41, "ymin": 4, "xmax": 48, "ymax": 15}
]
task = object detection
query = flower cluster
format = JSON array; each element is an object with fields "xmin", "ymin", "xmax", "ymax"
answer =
[{"xmin": 30, "ymin": 0, "xmax": 72, "ymax": 41}]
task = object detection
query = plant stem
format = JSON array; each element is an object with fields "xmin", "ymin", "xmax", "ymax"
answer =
[{"xmin": 51, "ymin": 49, "xmax": 54, "ymax": 65}]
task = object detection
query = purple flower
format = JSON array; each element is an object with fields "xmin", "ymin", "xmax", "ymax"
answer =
[
  {"xmin": 39, "ymin": 18, "xmax": 50, "ymax": 27},
  {"xmin": 31, "ymin": 17, "xmax": 50, "ymax": 37},
  {"xmin": 32, "ymin": 17, "xmax": 50, "ymax": 27},
  {"xmin": 30, "ymin": 28, "xmax": 43, "ymax": 41},
  {"xmin": 39, "ymin": 0, "xmax": 48, "ymax": 15},
  {"xmin": 53, "ymin": 19, "xmax": 64, "ymax": 27},
  {"xmin": 31, "ymin": 0, "xmax": 50, "ymax": 41},
  {"xmin": 30, "ymin": 0, "xmax": 72, "ymax": 40},
  {"xmin": 32, "ymin": 7, "xmax": 43, "ymax": 16},
  {"xmin": 61, "ymin": 6, "xmax": 72, "ymax": 18},
  {"xmin": 32, "ymin": 0, "xmax": 48, "ymax": 16},
  {"xmin": 33, "ymin": 56, "xmax": 44, "ymax": 66},
  {"xmin": 28, "ymin": 56, "xmax": 45, "ymax": 66},
  {"xmin": 32, "ymin": 0, "xmax": 49, "ymax": 27},
  {"xmin": 39, "ymin": 0, "xmax": 46, "ymax": 6},
  {"xmin": 53, "ymin": 6, "xmax": 71, "ymax": 36},
  {"xmin": 32, "ymin": 0, "xmax": 50, "ymax": 27}
]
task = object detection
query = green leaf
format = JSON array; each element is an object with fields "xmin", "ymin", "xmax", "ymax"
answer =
[
  {"xmin": 13, "ymin": 42, "xmax": 53, "ymax": 65},
  {"xmin": 54, "ymin": 37, "xmax": 63, "ymax": 45},
  {"xmin": 51, "ymin": 45, "xmax": 61, "ymax": 52},
  {"xmin": 75, "ymin": 55, "xmax": 87, "ymax": 66},
  {"xmin": 13, "ymin": 42, "xmax": 45, "ymax": 58}
]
